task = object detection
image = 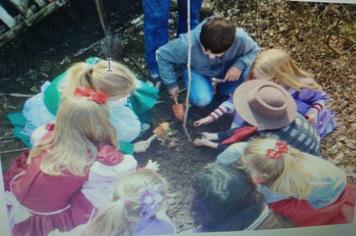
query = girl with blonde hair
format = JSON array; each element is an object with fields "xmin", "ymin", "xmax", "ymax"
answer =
[
  {"xmin": 4, "ymin": 92, "xmax": 118, "ymax": 236},
  {"xmin": 252, "ymin": 49, "xmax": 336, "ymax": 137},
  {"xmin": 194, "ymin": 49, "xmax": 335, "ymax": 138},
  {"xmin": 19, "ymin": 57, "xmax": 158, "ymax": 154},
  {"xmin": 238, "ymin": 138, "xmax": 356, "ymax": 227},
  {"xmin": 49, "ymin": 168, "xmax": 176, "ymax": 236}
]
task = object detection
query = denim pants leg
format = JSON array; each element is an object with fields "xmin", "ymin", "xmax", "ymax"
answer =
[
  {"xmin": 182, "ymin": 69, "xmax": 213, "ymax": 107},
  {"xmin": 177, "ymin": 0, "xmax": 203, "ymax": 35},
  {"xmin": 142, "ymin": 0, "xmax": 170, "ymax": 75},
  {"xmin": 217, "ymin": 65, "xmax": 252, "ymax": 96}
]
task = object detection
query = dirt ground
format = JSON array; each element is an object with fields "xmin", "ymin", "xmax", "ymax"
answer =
[{"xmin": 0, "ymin": 0, "xmax": 355, "ymax": 232}]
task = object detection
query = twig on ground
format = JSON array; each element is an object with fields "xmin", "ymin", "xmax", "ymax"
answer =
[{"xmin": 0, "ymin": 93, "xmax": 34, "ymax": 98}]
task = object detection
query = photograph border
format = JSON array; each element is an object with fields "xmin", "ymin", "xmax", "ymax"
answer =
[{"xmin": 1, "ymin": 0, "xmax": 355, "ymax": 235}]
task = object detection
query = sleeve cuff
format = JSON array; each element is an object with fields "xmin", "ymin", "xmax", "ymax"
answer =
[
  {"xmin": 118, "ymin": 141, "xmax": 134, "ymax": 154},
  {"xmin": 166, "ymin": 82, "xmax": 178, "ymax": 90},
  {"xmin": 233, "ymin": 61, "xmax": 246, "ymax": 72}
]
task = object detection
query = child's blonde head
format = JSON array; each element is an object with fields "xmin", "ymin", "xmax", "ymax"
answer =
[
  {"xmin": 82, "ymin": 169, "xmax": 168, "ymax": 236},
  {"xmin": 29, "ymin": 96, "xmax": 116, "ymax": 176},
  {"xmin": 62, "ymin": 60, "xmax": 137, "ymax": 99},
  {"xmin": 254, "ymin": 49, "xmax": 321, "ymax": 90},
  {"xmin": 241, "ymin": 138, "xmax": 312, "ymax": 199}
]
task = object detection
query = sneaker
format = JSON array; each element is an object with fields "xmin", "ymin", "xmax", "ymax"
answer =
[{"xmin": 147, "ymin": 72, "xmax": 162, "ymax": 89}]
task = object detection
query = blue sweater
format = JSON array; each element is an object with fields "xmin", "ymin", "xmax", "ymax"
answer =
[{"xmin": 156, "ymin": 17, "xmax": 260, "ymax": 89}]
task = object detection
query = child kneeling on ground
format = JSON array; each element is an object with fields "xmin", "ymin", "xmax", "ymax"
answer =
[
  {"xmin": 20, "ymin": 58, "xmax": 157, "ymax": 154},
  {"xmin": 156, "ymin": 16, "xmax": 259, "ymax": 107},
  {"xmin": 238, "ymin": 138, "xmax": 356, "ymax": 227},
  {"xmin": 4, "ymin": 91, "xmax": 122, "ymax": 236}
]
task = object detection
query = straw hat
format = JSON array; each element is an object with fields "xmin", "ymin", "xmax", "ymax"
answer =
[{"xmin": 233, "ymin": 80, "xmax": 297, "ymax": 130}]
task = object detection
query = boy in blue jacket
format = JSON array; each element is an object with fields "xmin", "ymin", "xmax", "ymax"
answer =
[{"xmin": 156, "ymin": 16, "xmax": 260, "ymax": 107}]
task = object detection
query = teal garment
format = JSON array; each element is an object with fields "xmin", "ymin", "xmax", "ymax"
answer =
[
  {"xmin": 118, "ymin": 141, "xmax": 134, "ymax": 154},
  {"xmin": 128, "ymin": 79, "xmax": 159, "ymax": 124},
  {"xmin": 7, "ymin": 112, "xmax": 31, "ymax": 147}
]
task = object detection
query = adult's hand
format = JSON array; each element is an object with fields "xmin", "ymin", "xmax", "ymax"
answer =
[{"xmin": 224, "ymin": 66, "xmax": 242, "ymax": 82}]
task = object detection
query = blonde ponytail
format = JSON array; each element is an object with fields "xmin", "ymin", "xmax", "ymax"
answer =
[
  {"xmin": 269, "ymin": 148, "xmax": 312, "ymax": 198},
  {"xmin": 61, "ymin": 62, "xmax": 96, "ymax": 99},
  {"xmin": 62, "ymin": 60, "xmax": 136, "ymax": 100},
  {"xmin": 242, "ymin": 138, "xmax": 312, "ymax": 199}
]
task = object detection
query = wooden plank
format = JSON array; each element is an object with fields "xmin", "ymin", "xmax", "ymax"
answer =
[
  {"xmin": 0, "ymin": 1, "xmax": 67, "ymax": 47},
  {"xmin": 25, "ymin": 1, "xmax": 66, "ymax": 26},
  {"xmin": 33, "ymin": 0, "xmax": 46, "ymax": 7},
  {"xmin": 9, "ymin": 0, "xmax": 28, "ymax": 16},
  {"xmin": 0, "ymin": 5, "xmax": 16, "ymax": 28}
]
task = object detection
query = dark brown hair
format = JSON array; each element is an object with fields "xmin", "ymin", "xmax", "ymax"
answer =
[{"xmin": 200, "ymin": 17, "xmax": 236, "ymax": 54}]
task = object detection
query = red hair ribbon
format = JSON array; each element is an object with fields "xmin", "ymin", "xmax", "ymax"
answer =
[
  {"xmin": 267, "ymin": 141, "xmax": 288, "ymax": 159},
  {"xmin": 74, "ymin": 87, "xmax": 108, "ymax": 104}
]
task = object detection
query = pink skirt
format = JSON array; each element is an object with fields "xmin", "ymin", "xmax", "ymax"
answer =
[
  {"xmin": 3, "ymin": 152, "xmax": 94, "ymax": 236},
  {"xmin": 11, "ymin": 191, "xmax": 94, "ymax": 236}
]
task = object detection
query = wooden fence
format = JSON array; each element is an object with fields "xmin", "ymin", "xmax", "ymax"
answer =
[{"xmin": 0, "ymin": 0, "xmax": 67, "ymax": 47}]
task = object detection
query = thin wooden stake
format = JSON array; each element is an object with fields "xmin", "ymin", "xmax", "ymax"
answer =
[
  {"xmin": 0, "ymin": 93, "xmax": 34, "ymax": 98},
  {"xmin": 183, "ymin": 0, "xmax": 192, "ymax": 142}
]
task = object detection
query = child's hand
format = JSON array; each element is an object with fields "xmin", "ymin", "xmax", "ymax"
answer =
[
  {"xmin": 193, "ymin": 138, "xmax": 218, "ymax": 149},
  {"xmin": 224, "ymin": 66, "xmax": 242, "ymax": 82},
  {"xmin": 134, "ymin": 141, "xmax": 151, "ymax": 153},
  {"xmin": 305, "ymin": 108, "xmax": 318, "ymax": 126},
  {"xmin": 145, "ymin": 159, "xmax": 159, "ymax": 171},
  {"xmin": 201, "ymin": 132, "xmax": 218, "ymax": 141},
  {"xmin": 193, "ymin": 138, "xmax": 210, "ymax": 146},
  {"xmin": 168, "ymin": 86, "xmax": 179, "ymax": 101},
  {"xmin": 194, "ymin": 116, "xmax": 214, "ymax": 127}
]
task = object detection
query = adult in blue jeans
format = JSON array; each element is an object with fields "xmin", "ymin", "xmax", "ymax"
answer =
[
  {"xmin": 156, "ymin": 16, "xmax": 260, "ymax": 107},
  {"xmin": 142, "ymin": 0, "xmax": 203, "ymax": 82}
]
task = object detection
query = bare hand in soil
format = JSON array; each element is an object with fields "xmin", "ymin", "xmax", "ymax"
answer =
[
  {"xmin": 145, "ymin": 159, "xmax": 159, "ymax": 172},
  {"xmin": 224, "ymin": 66, "xmax": 242, "ymax": 82},
  {"xmin": 193, "ymin": 138, "xmax": 218, "ymax": 149},
  {"xmin": 201, "ymin": 132, "xmax": 219, "ymax": 141},
  {"xmin": 193, "ymin": 116, "xmax": 214, "ymax": 127},
  {"xmin": 134, "ymin": 140, "xmax": 151, "ymax": 153}
]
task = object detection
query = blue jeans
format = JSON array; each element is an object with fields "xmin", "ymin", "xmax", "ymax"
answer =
[
  {"xmin": 142, "ymin": 0, "xmax": 203, "ymax": 75},
  {"xmin": 182, "ymin": 67, "xmax": 250, "ymax": 107}
]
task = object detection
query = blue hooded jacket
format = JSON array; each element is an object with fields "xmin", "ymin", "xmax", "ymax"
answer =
[{"xmin": 156, "ymin": 17, "xmax": 260, "ymax": 89}]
